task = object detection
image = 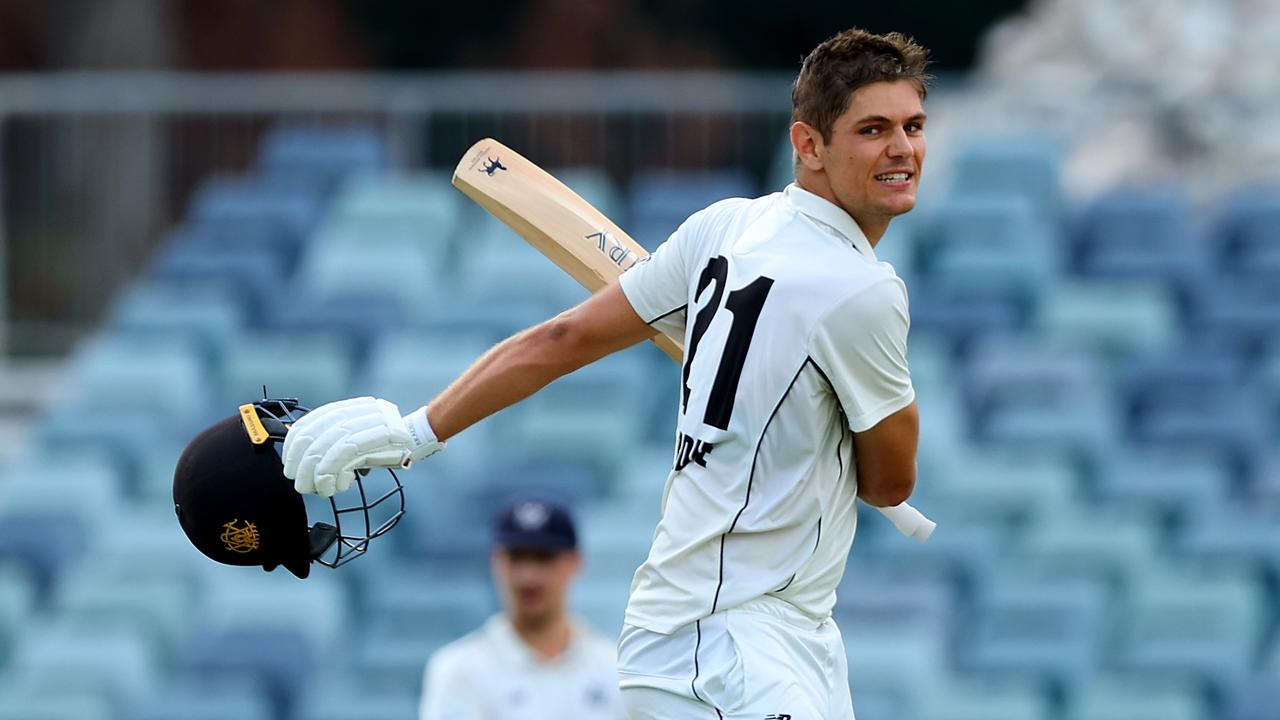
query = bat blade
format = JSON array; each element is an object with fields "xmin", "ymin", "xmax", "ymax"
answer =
[
  {"xmin": 452, "ymin": 137, "xmax": 933, "ymax": 542},
  {"xmin": 452, "ymin": 138, "xmax": 683, "ymax": 362}
]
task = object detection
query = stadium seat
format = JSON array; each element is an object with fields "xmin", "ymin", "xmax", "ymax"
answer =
[
  {"xmin": 948, "ymin": 133, "xmax": 1065, "ymax": 220},
  {"xmin": 1112, "ymin": 568, "xmax": 1265, "ymax": 695},
  {"xmin": 1015, "ymin": 507, "xmax": 1161, "ymax": 587},
  {"xmin": 217, "ymin": 332, "xmax": 354, "ymax": 409},
  {"xmin": 1225, "ymin": 679, "xmax": 1280, "ymax": 720},
  {"xmin": 53, "ymin": 564, "xmax": 192, "ymax": 664},
  {"xmin": 1070, "ymin": 186, "xmax": 1208, "ymax": 296},
  {"xmin": 1066, "ymin": 677, "xmax": 1210, "ymax": 720},
  {"xmin": 1189, "ymin": 276, "xmax": 1280, "ymax": 353},
  {"xmin": 351, "ymin": 632, "xmax": 436, "ymax": 695},
  {"xmin": 196, "ymin": 567, "xmax": 348, "ymax": 657},
  {"xmin": 148, "ymin": 238, "xmax": 290, "ymax": 316},
  {"xmin": 912, "ymin": 195, "xmax": 1060, "ymax": 295},
  {"xmin": 913, "ymin": 678, "xmax": 1052, "ymax": 720},
  {"xmin": 1092, "ymin": 445, "xmax": 1231, "ymax": 522},
  {"xmin": 257, "ymin": 124, "xmax": 386, "ymax": 193},
  {"xmin": 577, "ymin": 498, "xmax": 660, "ymax": 586},
  {"xmin": 834, "ymin": 572, "xmax": 954, "ymax": 648},
  {"xmin": 1033, "ymin": 280, "xmax": 1178, "ymax": 357},
  {"xmin": 907, "ymin": 285, "xmax": 1022, "ymax": 349},
  {"xmin": 572, "ymin": 576, "xmax": 631, "ymax": 638},
  {"xmin": 257, "ymin": 291, "xmax": 405, "ymax": 356},
  {"xmin": 0, "ymin": 563, "xmax": 35, "ymax": 664},
  {"xmin": 962, "ymin": 338, "xmax": 1118, "ymax": 458},
  {"xmin": 0, "ymin": 681, "xmax": 113, "ymax": 720},
  {"xmin": 328, "ymin": 172, "xmax": 461, "ymax": 250},
  {"xmin": 1176, "ymin": 505, "xmax": 1280, "ymax": 582},
  {"xmin": 128, "ymin": 675, "xmax": 273, "ymax": 720},
  {"xmin": 857, "ymin": 513, "xmax": 1005, "ymax": 594},
  {"xmin": 7, "ymin": 618, "xmax": 160, "ymax": 709},
  {"xmin": 107, "ymin": 280, "xmax": 248, "ymax": 364},
  {"xmin": 1215, "ymin": 182, "xmax": 1280, "ymax": 277},
  {"xmin": 188, "ymin": 174, "xmax": 325, "ymax": 254},
  {"xmin": 185, "ymin": 626, "xmax": 311, "ymax": 719},
  {"xmin": 457, "ymin": 224, "xmax": 591, "ymax": 308},
  {"xmin": 291, "ymin": 678, "xmax": 420, "ymax": 720},
  {"xmin": 627, "ymin": 169, "xmax": 757, "ymax": 249},
  {"xmin": 927, "ymin": 448, "xmax": 1079, "ymax": 529},
  {"xmin": 59, "ymin": 334, "xmax": 213, "ymax": 426},
  {"xmin": 295, "ymin": 237, "xmax": 443, "ymax": 320},
  {"xmin": 357, "ymin": 561, "xmax": 497, "ymax": 641},
  {"xmin": 961, "ymin": 571, "xmax": 1109, "ymax": 694}
]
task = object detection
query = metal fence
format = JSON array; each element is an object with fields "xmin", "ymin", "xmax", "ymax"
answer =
[{"xmin": 0, "ymin": 71, "xmax": 800, "ymax": 356}]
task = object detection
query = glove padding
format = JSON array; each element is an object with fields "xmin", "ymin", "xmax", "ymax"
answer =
[{"xmin": 282, "ymin": 397, "xmax": 443, "ymax": 497}]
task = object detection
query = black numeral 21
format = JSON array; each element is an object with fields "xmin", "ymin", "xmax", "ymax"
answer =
[{"xmin": 681, "ymin": 256, "xmax": 774, "ymax": 430}]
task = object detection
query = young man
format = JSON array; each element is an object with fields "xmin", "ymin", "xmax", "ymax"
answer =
[
  {"xmin": 419, "ymin": 498, "xmax": 625, "ymax": 720},
  {"xmin": 284, "ymin": 27, "xmax": 929, "ymax": 719}
]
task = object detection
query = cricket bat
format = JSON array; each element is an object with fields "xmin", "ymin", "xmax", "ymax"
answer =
[{"xmin": 452, "ymin": 138, "xmax": 935, "ymax": 542}]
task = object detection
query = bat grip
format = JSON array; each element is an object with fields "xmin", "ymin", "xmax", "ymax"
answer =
[{"xmin": 876, "ymin": 501, "xmax": 935, "ymax": 542}]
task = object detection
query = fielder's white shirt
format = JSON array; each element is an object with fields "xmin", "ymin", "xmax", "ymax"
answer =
[
  {"xmin": 419, "ymin": 614, "xmax": 626, "ymax": 720},
  {"xmin": 618, "ymin": 183, "xmax": 914, "ymax": 634}
]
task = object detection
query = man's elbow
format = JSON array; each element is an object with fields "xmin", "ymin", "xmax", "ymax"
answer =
[{"xmin": 858, "ymin": 471, "xmax": 916, "ymax": 507}]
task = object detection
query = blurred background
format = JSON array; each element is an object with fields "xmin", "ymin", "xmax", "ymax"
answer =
[{"xmin": 0, "ymin": 0, "xmax": 1278, "ymax": 718}]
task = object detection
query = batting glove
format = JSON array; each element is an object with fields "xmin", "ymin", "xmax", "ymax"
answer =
[{"xmin": 282, "ymin": 397, "xmax": 444, "ymax": 497}]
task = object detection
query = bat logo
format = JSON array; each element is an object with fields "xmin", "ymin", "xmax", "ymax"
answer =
[
  {"xmin": 585, "ymin": 230, "xmax": 637, "ymax": 270},
  {"xmin": 482, "ymin": 157, "xmax": 508, "ymax": 176}
]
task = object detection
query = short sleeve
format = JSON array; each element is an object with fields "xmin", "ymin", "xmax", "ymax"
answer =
[
  {"xmin": 618, "ymin": 227, "xmax": 694, "ymax": 326},
  {"xmin": 809, "ymin": 278, "xmax": 915, "ymax": 432}
]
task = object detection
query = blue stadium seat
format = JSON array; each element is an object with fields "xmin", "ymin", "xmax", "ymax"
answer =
[
  {"xmin": 912, "ymin": 195, "xmax": 1060, "ymax": 294},
  {"xmin": 1226, "ymin": 679, "xmax": 1280, "ymax": 720},
  {"xmin": 577, "ymin": 498, "xmax": 660, "ymax": 586},
  {"xmin": 189, "ymin": 174, "xmax": 325, "ymax": 255},
  {"xmin": 185, "ymin": 626, "xmax": 311, "ymax": 719},
  {"xmin": 627, "ymin": 169, "xmax": 756, "ymax": 249},
  {"xmin": 914, "ymin": 679, "xmax": 1052, "ymax": 720},
  {"xmin": 292, "ymin": 678, "xmax": 419, "ymax": 720},
  {"xmin": 350, "ymin": 632, "xmax": 435, "ymax": 695},
  {"xmin": 128, "ymin": 675, "xmax": 273, "ymax": 720},
  {"xmin": 107, "ymin": 280, "xmax": 248, "ymax": 365},
  {"xmin": 217, "ymin": 332, "xmax": 354, "ymax": 409},
  {"xmin": 458, "ymin": 223, "xmax": 590, "ymax": 308},
  {"xmin": 257, "ymin": 291, "xmax": 405, "ymax": 356},
  {"xmin": 961, "ymin": 571, "xmax": 1109, "ymax": 694},
  {"xmin": 0, "ymin": 563, "xmax": 35, "ymax": 665},
  {"xmin": 1176, "ymin": 505, "xmax": 1280, "ymax": 582},
  {"xmin": 295, "ymin": 237, "xmax": 444, "ymax": 320},
  {"xmin": 1215, "ymin": 183, "xmax": 1280, "ymax": 277},
  {"xmin": 60, "ymin": 335, "xmax": 213, "ymax": 426},
  {"xmin": 926, "ymin": 448, "xmax": 1080, "ymax": 529},
  {"xmin": 948, "ymin": 133, "xmax": 1065, "ymax": 220},
  {"xmin": 1065, "ymin": 677, "xmax": 1209, "ymax": 720},
  {"xmin": 0, "ymin": 680, "xmax": 113, "ymax": 720},
  {"xmin": 148, "ymin": 238, "xmax": 290, "ymax": 317},
  {"xmin": 196, "ymin": 568, "xmax": 348, "ymax": 658},
  {"xmin": 1033, "ymin": 280, "xmax": 1178, "ymax": 357},
  {"xmin": 857, "ymin": 514, "xmax": 1005, "ymax": 594},
  {"xmin": 1092, "ymin": 445, "xmax": 1230, "ymax": 522},
  {"xmin": 328, "ymin": 172, "xmax": 461, "ymax": 251},
  {"xmin": 8, "ymin": 618, "xmax": 159, "ymax": 709},
  {"xmin": 573, "ymin": 576, "xmax": 630, "ymax": 638},
  {"xmin": 1015, "ymin": 507, "xmax": 1160, "ymax": 586},
  {"xmin": 1112, "ymin": 568, "xmax": 1265, "ymax": 695},
  {"xmin": 257, "ymin": 124, "xmax": 386, "ymax": 193},
  {"xmin": 907, "ymin": 285, "xmax": 1022, "ymax": 349},
  {"xmin": 1071, "ymin": 186, "xmax": 1208, "ymax": 295},
  {"xmin": 962, "ymin": 338, "xmax": 1117, "ymax": 458},
  {"xmin": 357, "ymin": 560, "xmax": 497, "ymax": 641},
  {"xmin": 1189, "ymin": 276, "xmax": 1280, "ymax": 353},
  {"xmin": 833, "ymin": 572, "xmax": 954, "ymax": 647},
  {"xmin": 53, "ymin": 563, "xmax": 192, "ymax": 664}
]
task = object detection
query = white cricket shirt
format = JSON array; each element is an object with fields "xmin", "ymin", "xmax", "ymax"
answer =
[
  {"xmin": 419, "ymin": 614, "xmax": 625, "ymax": 720},
  {"xmin": 618, "ymin": 183, "xmax": 914, "ymax": 634}
]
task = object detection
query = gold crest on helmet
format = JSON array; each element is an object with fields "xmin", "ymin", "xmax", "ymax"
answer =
[{"xmin": 221, "ymin": 519, "xmax": 260, "ymax": 553}]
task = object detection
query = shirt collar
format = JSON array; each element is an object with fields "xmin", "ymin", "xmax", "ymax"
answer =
[
  {"xmin": 783, "ymin": 183, "xmax": 877, "ymax": 260},
  {"xmin": 487, "ymin": 613, "xmax": 586, "ymax": 667}
]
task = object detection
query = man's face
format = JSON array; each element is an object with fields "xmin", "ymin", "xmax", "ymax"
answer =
[
  {"xmin": 816, "ymin": 80, "xmax": 927, "ymax": 230},
  {"xmin": 492, "ymin": 547, "xmax": 581, "ymax": 627}
]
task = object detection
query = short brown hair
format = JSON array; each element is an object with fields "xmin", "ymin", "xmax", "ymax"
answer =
[{"xmin": 792, "ymin": 28, "xmax": 932, "ymax": 143}]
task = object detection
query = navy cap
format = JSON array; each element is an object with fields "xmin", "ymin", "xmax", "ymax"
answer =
[{"xmin": 493, "ymin": 498, "xmax": 577, "ymax": 552}]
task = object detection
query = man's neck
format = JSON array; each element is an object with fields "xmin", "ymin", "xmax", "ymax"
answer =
[
  {"xmin": 511, "ymin": 613, "xmax": 572, "ymax": 662},
  {"xmin": 795, "ymin": 174, "xmax": 888, "ymax": 246}
]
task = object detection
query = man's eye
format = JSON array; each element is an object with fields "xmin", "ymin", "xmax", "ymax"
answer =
[
  {"xmin": 860, "ymin": 126, "xmax": 881, "ymax": 136},
  {"xmin": 906, "ymin": 122, "xmax": 924, "ymax": 133}
]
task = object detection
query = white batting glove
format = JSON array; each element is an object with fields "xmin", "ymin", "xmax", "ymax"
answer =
[{"xmin": 281, "ymin": 397, "xmax": 444, "ymax": 497}]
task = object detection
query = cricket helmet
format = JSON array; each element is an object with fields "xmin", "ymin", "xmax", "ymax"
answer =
[{"xmin": 173, "ymin": 395, "xmax": 405, "ymax": 578}]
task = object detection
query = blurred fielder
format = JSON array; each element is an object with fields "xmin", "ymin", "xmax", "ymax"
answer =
[
  {"xmin": 284, "ymin": 27, "xmax": 929, "ymax": 719},
  {"xmin": 419, "ymin": 498, "xmax": 625, "ymax": 719}
]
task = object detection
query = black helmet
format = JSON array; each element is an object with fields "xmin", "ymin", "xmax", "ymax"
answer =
[{"xmin": 173, "ymin": 396, "xmax": 404, "ymax": 578}]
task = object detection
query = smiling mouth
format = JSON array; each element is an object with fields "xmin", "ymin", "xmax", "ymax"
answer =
[{"xmin": 875, "ymin": 172, "xmax": 912, "ymax": 182}]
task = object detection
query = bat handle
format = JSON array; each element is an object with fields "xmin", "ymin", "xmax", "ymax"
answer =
[{"xmin": 876, "ymin": 501, "xmax": 935, "ymax": 542}]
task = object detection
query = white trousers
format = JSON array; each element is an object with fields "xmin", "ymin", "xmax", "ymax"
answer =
[{"xmin": 617, "ymin": 597, "xmax": 855, "ymax": 720}]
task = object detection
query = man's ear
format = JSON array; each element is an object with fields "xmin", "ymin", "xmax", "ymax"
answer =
[{"xmin": 790, "ymin": 121, "xmax": 825, "ymax": 172}]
